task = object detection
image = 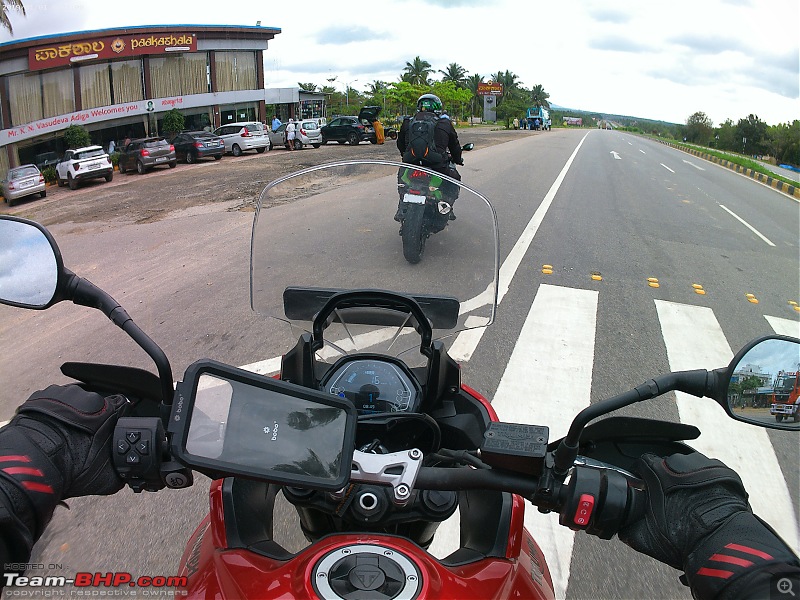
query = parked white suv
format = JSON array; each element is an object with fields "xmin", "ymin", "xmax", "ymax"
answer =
[
  {"xmin": 213, "ymin": 122, "xmax": 271, "ymax": 156},
  {"xmin": 55, "ymin": 146, "xmax": 113, "ymax": 190}
]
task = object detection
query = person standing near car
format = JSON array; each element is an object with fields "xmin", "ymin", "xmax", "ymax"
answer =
[
  {"xmin": 286, "ymin": 119, "xmax": 297, "ymax": 151},
  {"xmin": 272, "ymin": 115, "xmax": 282, "ymax": 132}
]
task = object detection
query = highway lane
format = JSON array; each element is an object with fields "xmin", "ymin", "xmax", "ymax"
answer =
[{"xmin": 0, "ymin": 129, "xmax": 797, "ymax": 598}]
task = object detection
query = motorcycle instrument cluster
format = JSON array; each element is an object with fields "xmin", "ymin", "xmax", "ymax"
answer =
[{"xmin": 321, "ymin": 357, "xmax": 421, "ymax": 414}]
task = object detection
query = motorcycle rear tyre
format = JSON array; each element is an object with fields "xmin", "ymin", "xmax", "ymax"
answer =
[{"xmin": 402, "ymin": 203, "xmax": 426, "ymax": 264}]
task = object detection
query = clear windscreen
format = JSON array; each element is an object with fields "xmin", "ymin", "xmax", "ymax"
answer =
[{"xmin": 250, "ymin": 160, "xmax": 499, "ymax": 365}]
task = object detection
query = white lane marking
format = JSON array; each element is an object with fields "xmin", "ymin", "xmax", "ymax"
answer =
[
  {"xmin": 639, "ymin": 150, "xmax": 646, "ymax": 154},
  {"xmin": 449, "ymin": 132, "xmax": 591, "ymax": 362},
  {"xmin": 765, "ymin": 315, "xmax": 800, "ymax": 338},
  {"xmin": 718, "ymin": 204, "xmax": 776, "ymax": 246},
  {"xmin": 683, "ymin": 159, "xmax": 705, "ymax": 171},
  {"xmin": 660, "ymin": 163, "xmax": 675, "ymax": 173},
  {"xmin": 610, "ymin": 151, "xmax": 621, "ymax": 160},
  {"xmin": 437, "ymin": 285, "xmax": 599, "ymax": 596},
  {"xmin": 655, "ymin": 300, "xmax": 800, "ymax": 552}
]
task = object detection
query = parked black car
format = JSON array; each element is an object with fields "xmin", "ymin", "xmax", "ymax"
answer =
[
  {"xmin": 171, "ymin": 131, "xmax": 225, "ymax": 163},
  {"xmin": 321, "ymin": 106, "xmax": 382, "ymax": 145},
  {"xmin": 118, "ymin": 138, "xmax": 177, "ymax": 174},
  {"xmin": 34, "ymin": 151, "xmax": 59, "ymax": 171}
]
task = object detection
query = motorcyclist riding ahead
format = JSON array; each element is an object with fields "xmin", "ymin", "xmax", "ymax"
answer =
[
  {"xmin": 396, "ymin": 93, "xmax": 464, "ymax": 222},
  {"xmin": 0, "ymin": 385, "xmax": 797, "ymax": 597}
]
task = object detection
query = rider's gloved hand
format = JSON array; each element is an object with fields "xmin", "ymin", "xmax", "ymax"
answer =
[
  {"xmin": 0, "ymin": 385, "xmax": 130, "ymax": 561},
  {"xmin": 619, "ymin": 452, "xmax": 799, "ymax": 599}
]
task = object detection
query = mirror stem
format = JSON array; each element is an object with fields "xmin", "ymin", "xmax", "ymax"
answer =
[
  {"xmin": 553, "ymin": 369, "xmax": 711, "ymax": 476},
  {"xmin": 64, "ymin": 270, "xmax": 175, "ymax": 405}
]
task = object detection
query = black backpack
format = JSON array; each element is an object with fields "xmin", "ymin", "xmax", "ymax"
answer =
[{"xmin": 404, "ymin": 112, "xmax": 445, "ymax": 167}]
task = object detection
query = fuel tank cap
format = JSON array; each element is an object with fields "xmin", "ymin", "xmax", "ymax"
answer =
[{"xmin": 312, "ymin": 543, "xmax": 421, "ymax": 600}]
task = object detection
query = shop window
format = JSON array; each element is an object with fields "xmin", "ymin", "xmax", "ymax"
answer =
[
  {"xmin": 214, "ymin": 51, "xmax": 256, "ymax": 92},
  {"xmin": 80, "ymin": 63, "xmax": 112, "ymax": 109},
  {"xmin": 41, "ymin": 70, "xmax": 75, "ymax": 118},
  {"xmin": 149, "ymin": 52, "xmax": 208, "ymax": 99},
  {"xmin": 7, "ymin": 72, "xmax": 43, "ymax": 125},
  {"xmin": 111, "ymin": 59, "xmax": 144, "ymax": 104}
]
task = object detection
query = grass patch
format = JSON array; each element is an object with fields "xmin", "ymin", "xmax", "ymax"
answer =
[{"xmin": 653, "ymin": 138, "xmax": 797, "ymax": 188}]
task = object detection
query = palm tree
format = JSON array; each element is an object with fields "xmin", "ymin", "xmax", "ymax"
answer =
[
  {"xmin": 0, "ymin": 0, "xmax": 25, "ymax": 35},
  {"xmin": 298, "ymin": 82, "xmax": 318, "ymax": 92},
  {"xmin": 491, "ymin": 70, "xmax": 522, "ymax": 101},
  {"xmin": 530, "ymin": 84, "xmax": 550, "ymax": 109},
  {"xmin": 439, "ymin": 63, "xmax": 468, "ymax": 88},
  {"xmin": 403, "ymin": 56, "xmax": 433, "ymax": 86},
  {"xmin": 465, "ymin": 73, "xmax": 485, "ymax": 118}
]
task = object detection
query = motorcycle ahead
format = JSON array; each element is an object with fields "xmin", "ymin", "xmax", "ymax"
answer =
[
  {"xmin": 397, "ymin": 144, "xmax": 473, "ymax": 264},
  {"xmin": 0, "ymin": 160, "xmax": 797, "ymax": 599}
]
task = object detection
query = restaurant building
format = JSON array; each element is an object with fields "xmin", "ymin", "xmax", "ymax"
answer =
[{"xmin": 0, "ymin": 24, "xmax": 281, "ymax": 174}]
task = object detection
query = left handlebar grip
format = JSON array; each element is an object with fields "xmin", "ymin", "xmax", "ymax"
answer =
[
  {"xmin": 113, "ymin": 417, "xmax": 192, "ymax": 493},
  {"xmin": 559, "ymin": 466, "xmax": 646, "ymax": 540}
]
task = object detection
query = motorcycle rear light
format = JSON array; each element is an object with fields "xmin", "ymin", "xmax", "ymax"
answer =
[{"xmin": 141, "ymin": 149, "xmax": 150, "ymax": 157}]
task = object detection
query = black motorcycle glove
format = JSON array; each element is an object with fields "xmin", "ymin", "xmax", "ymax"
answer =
[
  {"xmin": 619, "ymin": 452, "xmax": 799, "ymax": 600},
  {"xmin": 0, "ymin": 384, "xmax": 129, "ymax": 562}
]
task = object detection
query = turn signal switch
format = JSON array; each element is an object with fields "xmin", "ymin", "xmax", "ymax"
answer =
[{"xmin": 113, "ymin": 417, "xmax": 193, "ymax": 492}]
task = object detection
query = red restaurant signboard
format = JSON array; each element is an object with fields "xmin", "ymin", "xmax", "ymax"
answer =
[{"xmin": 28, "ymin": 33, "xmax": 197, "ymax": 71}]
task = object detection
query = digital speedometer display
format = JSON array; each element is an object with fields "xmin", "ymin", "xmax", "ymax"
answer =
[{"xmin": 322, "ymin": 359, "xmax": 420, "ymax": 414}]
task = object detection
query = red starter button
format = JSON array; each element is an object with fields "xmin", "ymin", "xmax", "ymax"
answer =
[{"xmin": 573, "ymin": 493, "xmax": 595, "ymax": 527}]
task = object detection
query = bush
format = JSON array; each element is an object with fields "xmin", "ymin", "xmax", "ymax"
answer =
[
  {"xmin": 64, "ymin": 124, "xmax": 92, "ymax": 149},
  {"xmin": 109, "ymin": 152, "xmax": 119, "ymax": 167},
  {"xmin": 41, "ymin": 166, "xmax": 57, "ymax": 183},
  {"xmin": 162, "ymin": 109, "xmax": 185, "ymax": 138}
]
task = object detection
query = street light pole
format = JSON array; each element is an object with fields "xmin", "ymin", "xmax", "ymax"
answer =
[{"xmin": 346, "ymin": 79, "xmax": 358, "ymax": 107}]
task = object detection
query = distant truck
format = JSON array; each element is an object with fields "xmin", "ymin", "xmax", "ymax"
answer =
[
  {"xmin": 525, "ymin": 107, "xmax": 550, "ymax": 131},
  {"xmin": 770, "ymin": 371, "xmax": 800, "ymax": 423}
]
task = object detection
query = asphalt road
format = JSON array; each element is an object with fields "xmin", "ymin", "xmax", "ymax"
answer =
[{"xmin": 1, "ymin": 128, "xmax": 798, "ymax": 599}]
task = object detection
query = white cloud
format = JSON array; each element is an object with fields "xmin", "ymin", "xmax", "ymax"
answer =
[{"xmin": 0, "ymin": 0, "xmax": 797, "ymax": 125}]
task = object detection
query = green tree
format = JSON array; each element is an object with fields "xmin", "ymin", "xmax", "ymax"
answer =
[
  {"xmin": 162, "ymin": 108, "xmax": 185, "ymax": 138},
  {"xmin": 438, "ymin": 63, "xmax": 468, "ymax": 88},
  {"xmin": 767, "ymin": 120, "xmax": 800, "ymax": 165},
  {"xmin": 529, "ymin": 84, "xmax": 550, "ymax": 109},
  {"xmin": 685, "ymin": 111, "xmax": 714, "ymax": 145},
  {"xmin": 387, "ymin": 81, "xmax": 424, "ymax": 117},
  {"xmin": 63, "ymin": 124, "xmax": 91, "ymax": 149},
  {"xmin": 736, "ymin": 114, "xmax": 769, "ymax": 155},
  {"xmin": 402, "ymin": 56, "xmax": 433, "ymax": 85},
  {"xmin": 491, "ymin": 70, "xmax": 523, "ymax": 103},
  {"xmin": 298, "ymin": 82, "xmax": 318, "ymax": 92},
  {"xmin": 0, "ymin": 0, "xmax": 25, "ymax": 35},
  {"xmin": 464, "ymin": 73, "xmax": 484, "ymax": 118},
  {"xmin": 715, "ymin": 119, "xmax": 738, "ymax": 151}
]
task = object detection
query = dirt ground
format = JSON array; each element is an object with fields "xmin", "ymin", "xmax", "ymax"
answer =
[{"xmin": 1, "ymin": 127, "xmax": 528, "ymax": 227}]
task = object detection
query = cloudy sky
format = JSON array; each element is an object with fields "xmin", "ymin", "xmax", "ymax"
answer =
[{"xmin": 1, "ymin": 0, "xmax": 796, "ymax": 126}]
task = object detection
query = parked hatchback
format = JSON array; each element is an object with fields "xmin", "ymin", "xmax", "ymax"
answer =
[
  {"xmin": 213, "ymin": 122, "xmax": 270, "ymax": 156},
  {"xmin": 2, "ymin": 164, "xmax": 46, "ymax": 206},
  {"xmin": 171, "ymin": 131, "xmax": 224, "ymax": 163},
  {"xmin": 118, "ymin": 138, "xmax": 177, "ymax": 174},
  {"xmin": 268, "ymin": 120, "xmax": 323, "ymax": 150}
]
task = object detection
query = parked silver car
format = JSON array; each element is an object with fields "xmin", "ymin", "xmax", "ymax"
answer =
[
  {"xmin": 213, "ymin": 122, "xmax": 271, "ymax": 156},
  {"xmin": 268, "ymin": 120, "xmax": 323, "ymax": 150},
  {"xmin": 2, "ymin": 164, "xmax": 46, "ymax": 206}
]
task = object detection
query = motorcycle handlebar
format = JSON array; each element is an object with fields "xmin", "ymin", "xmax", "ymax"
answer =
[{"xmin": 415, "ymin": 463, "xmax": 647, "ymax": 540}]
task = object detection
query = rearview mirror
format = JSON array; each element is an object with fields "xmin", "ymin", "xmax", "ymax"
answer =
[
  {"xmin": 723, "ymin": 336, "xmax": 800, "ymax": 430},
  {"xmin": 0, "ymin": 216, "xmax": 63, "ymax": 309},
  {"xmin": 462, "ymin": 143, "xmax": 474, "ymax": 151}
]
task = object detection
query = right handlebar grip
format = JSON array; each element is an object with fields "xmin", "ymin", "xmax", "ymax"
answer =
[{"xmin": 559, "ymin": 466, "xmax": 647, "ymax": 540}]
